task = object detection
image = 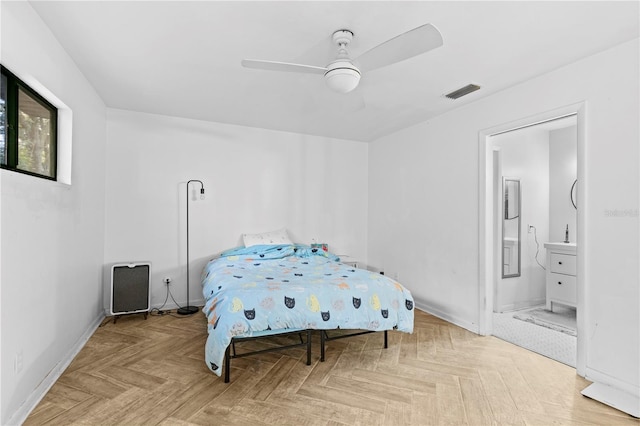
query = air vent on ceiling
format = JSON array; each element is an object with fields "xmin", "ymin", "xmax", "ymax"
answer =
[{"xmin": 445, "ymin": 84, "xmax": 481, "ymax": 100}]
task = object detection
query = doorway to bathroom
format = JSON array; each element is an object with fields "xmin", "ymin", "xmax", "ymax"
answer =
[
  {"xmin": 477, "ymin": 103, "xmax": 586, "ymax": 374},
  {"xmin": 490, "ymin": 114, "xmax": 577, "ymax": 366}
]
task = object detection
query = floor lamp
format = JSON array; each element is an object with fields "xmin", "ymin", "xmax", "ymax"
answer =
[{"xmin": 177, "ymin": 179, "xmax": 205, "ymax": 315}]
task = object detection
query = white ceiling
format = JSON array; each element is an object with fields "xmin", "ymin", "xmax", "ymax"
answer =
[{"xmin": 29, "ymin": 1, "xmax": 639, "ymax": 142}]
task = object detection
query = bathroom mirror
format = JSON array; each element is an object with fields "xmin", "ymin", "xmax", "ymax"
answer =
[{"xmin": 502, "ymin": 178, "xmax": 521, "ymax": 278}]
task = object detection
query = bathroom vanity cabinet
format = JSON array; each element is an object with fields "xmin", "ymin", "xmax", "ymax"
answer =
[{"xmin": 544, "ymin": 242, "xmax": 577, "ymax": 311}]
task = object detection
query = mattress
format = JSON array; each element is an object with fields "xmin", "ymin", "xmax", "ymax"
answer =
[{"xmin": 201, "ymin": 244, "xmax": 414, "ymax": 375}]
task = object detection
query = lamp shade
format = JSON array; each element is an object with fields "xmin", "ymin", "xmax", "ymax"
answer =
[{"xmin": 324, "ymin": 61, "xmax": 361, "ymax": 93}]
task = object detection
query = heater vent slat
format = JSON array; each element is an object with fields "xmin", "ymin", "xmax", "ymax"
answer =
[{"xmin": 445, "ymin": 84, "xmax": 481, "ymax": 100}]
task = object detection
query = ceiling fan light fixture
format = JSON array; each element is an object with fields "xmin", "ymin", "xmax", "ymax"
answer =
[{"xmin": 324, "ymin": 61, "xmax": 361, "ymax": 93}]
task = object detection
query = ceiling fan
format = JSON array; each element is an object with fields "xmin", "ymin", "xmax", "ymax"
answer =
[{"xmin": 241, "ymin": 24, "xmax": 443, "ymax": 94}]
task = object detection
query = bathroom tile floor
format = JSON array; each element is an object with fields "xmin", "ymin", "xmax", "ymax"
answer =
[{"xmin": 492, "ymin": 306, "xmax": 577, "ymax": 367}]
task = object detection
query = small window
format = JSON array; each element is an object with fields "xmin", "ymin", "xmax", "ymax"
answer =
[{"xmin": 1, "ymin": 65, "xmax": 57, "ymax": 180}]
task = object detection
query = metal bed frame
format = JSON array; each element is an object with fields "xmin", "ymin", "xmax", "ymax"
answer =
[
  {"xmin": 320, "ymin": 329, "xmax": 388, "ymax": 362},
  {"xmin": 222, "ymin": 328, "xmax": 388, "ymax": 382},
  {"xmin": 223, "ymin": 329, "xmax": 312, "ymax": 383}
]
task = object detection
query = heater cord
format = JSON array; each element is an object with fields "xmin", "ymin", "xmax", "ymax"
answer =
[
  {"xmin": 150, "ymin": 283, "xmax": 192, "ymax": 318},
  {"xmin": 149, "ymin": 284, "xmax": 171, "ymax": 316},
  {"xmin": 531, "ymin": 226, "xmax": 546, "ymax": 271}
]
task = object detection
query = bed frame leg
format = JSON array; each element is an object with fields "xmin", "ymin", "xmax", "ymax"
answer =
[
  {"xmin": 320, "ymin": 330, "xmax": 326, "ymax": 362},
  {"xmin": 306, "ymin": 330, "xmax": 311, "ymax": 365},
  {"xmin": 384, "ymin": 330, "xmax": 388, "ymax": 349},
  {"xmin": 224, "ymin": 344, "xmax": 231, "ymax": 383}
]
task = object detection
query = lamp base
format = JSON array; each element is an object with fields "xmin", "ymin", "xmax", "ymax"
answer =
[{"xmin": 176, "ymin": 306, "xmax": 199, "ymax": 315}]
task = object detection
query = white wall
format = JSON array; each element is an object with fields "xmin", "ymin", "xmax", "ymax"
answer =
[
  {"xmin": 492, "ymin": 129, "xmax": 549, "ymax": 312},
  {"xmin": 104, "ymin": 109, "xmax": 368, "ymax": 310},
  {"xmin": 369, "ymin": 38, "xmax": 639, "ymax": 395},
  {"xmin": 549, "ymin": 126, "xmax": 577, "ymax": 242},
  {"xmin": 0, "ymin": 2, "xmax": 107, "ymax": 424},
  {"xmin": 1, "ymin": 4, "xmax": 636, "ymax": 422}
]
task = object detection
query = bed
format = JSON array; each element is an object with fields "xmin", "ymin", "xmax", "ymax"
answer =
[{"xmin": 201, "ymin": 243, "xmax": 414, "ymax": 381}]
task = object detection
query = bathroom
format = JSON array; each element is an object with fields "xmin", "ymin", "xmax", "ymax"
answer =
[{"xmin": 490, "ymin": 114, "xmax": 578, "ymax": 365}]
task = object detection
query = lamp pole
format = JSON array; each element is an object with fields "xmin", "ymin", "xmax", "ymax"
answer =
[{"xmin": 177, "ymin": 179, "xmax": 204, "ymax": 315}]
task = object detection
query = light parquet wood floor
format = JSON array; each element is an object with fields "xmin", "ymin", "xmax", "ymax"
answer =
[{"xmin": 25, "ymin": 309, "xmax": 638, "ymax": 425}]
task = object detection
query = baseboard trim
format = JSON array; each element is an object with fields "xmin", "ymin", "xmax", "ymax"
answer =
[
  {"xmin": 414, "ymin": 300, "xmax": 479, "ymax": 334},
  {"xmin": 103, "ymin": 298, "xmax": 206, "ymax": 317},
  {"xmin": 7, "ymin": 313, "xmax": 105, "ymax": 426},
  {"xmin": 495, "ymin": 298, "xmax": 546, "ymax": 313},
  {"xmin": 584, "ymin": 367, "xmax": 640, "ymax": 401},
  {"xmin": 151, "ymin": 298, "xmax": 205, "ymax": 312}
]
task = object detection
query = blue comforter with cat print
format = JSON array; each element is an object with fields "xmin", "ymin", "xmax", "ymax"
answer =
[{"xmin": 201, "ymin": 244, "xmax": 414, "ymax": 376}]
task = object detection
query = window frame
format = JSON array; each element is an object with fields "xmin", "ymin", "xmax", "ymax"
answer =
[{"xmin": 1, "ymin": 64, "xmax": 58, "ymax": 181}]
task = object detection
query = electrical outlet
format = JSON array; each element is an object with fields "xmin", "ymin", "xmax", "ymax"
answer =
[
  {"xmin": 163, "ymin": 277, "xmax": 172, "ymax": 285},
  {"xmin": 528, "ymin": 224, "xmax": 534, "ymax": 233}
]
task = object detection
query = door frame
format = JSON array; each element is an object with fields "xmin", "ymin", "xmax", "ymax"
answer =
[{"xmin": 477, "ymin": 102, "xmax": 587, "ymax": 376}]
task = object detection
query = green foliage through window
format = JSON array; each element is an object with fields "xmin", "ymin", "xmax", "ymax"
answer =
[{"xmin": 1, "ymin": 65, "xmax": 57, "ymax": 180}]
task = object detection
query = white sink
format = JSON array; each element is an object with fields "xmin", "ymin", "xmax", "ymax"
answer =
[{"xmin": 544, "ymin": 242, "xmax": 576, "ymax": 251}]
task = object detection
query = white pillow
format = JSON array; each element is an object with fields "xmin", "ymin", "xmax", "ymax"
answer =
[{"xmin": 242, "ymin": 228, "xmax": 293, "ymax": 247}]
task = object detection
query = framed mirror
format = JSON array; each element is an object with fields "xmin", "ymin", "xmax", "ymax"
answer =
[{"xmin": 502, "ymin": 178, "xmax": 521, "ymax": 278}]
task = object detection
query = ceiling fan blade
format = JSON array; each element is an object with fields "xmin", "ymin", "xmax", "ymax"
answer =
[
  {"xmin": 241, "ymin": 59, "xmax": 327, "ymax": 75},
  {"xmin": 354, "ymin": 23, "xmax": 443, "ymax": 72}
]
